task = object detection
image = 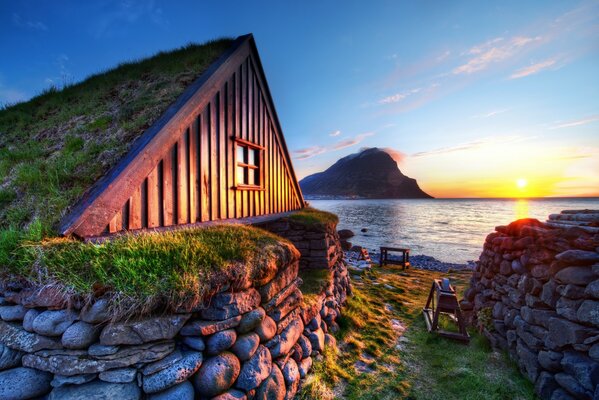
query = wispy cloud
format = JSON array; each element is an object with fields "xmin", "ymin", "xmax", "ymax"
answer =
[
  {"xmin": 329, "ymin": 130, "xmax": 341, "ymax": 137},
  {"xmin": 12, "ymin": 13, "xmax": 48, "ymax": 31},
  {"xmin": 471, "ymin": 109, "xmax": 508, "ymax": 119},
  {"xmin": 294, "ymin": 132, "xmax": 375, "ymax": 160},
  {"xmin": 91, "ymin": 1, "xmax": 168, "ymax": 38},
  {"xmin": 510, "ymin": 59, "xmax": 556, "ymax": 79},
  {"xmin": 550, "ymin": 115, "xmax": 599, "ymax": 130},
  {"xmin": 379, "ymin": 88, "xmax": 422, "ymax": 104},
  {"xmin": 411, "ymin": 136, "xmax": 529, "ymax": 158}
]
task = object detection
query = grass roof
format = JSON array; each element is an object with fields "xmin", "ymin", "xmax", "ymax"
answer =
[
  {"xmin": 0, "ymin": 224, "xmax": 296, "ymax": 320},
  {"xmin": 0, "ymin": 38, "xmax": 233, "ymax": 237}
]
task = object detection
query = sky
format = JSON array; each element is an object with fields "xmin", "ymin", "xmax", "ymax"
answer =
[{"xmin": 1, "ymin": 0, "xmax": 598, "ymax": 198}]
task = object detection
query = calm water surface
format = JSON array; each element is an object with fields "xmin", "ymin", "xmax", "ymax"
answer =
[{"xmin": 310, "ymin": 198, "xmax": 599, "ymax": 264}]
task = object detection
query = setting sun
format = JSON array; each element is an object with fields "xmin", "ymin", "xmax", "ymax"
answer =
[{"xmin": 516, "ymin": 178, "xmax": 527, "ymax": 189}]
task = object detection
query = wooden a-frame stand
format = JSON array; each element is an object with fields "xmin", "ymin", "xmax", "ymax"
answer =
[{"xmin": 422, "ymin": 278, "xmax": 470, "ymax": 342}]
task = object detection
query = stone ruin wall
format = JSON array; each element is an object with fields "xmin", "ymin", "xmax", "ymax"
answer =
[
  {"xmin": 0, "ymin": 218, "xmax": 351, "ymax": 400},
  {"xmin": 462, "ymin": 212, "xmax": 599, "ymax": 400}
]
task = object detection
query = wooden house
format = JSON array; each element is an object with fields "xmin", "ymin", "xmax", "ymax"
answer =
[{"xmin": 60, "ymin": 34, "xmax": 304, "ymax": 238}]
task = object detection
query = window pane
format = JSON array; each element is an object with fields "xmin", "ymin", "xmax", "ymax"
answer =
[
  {"xmin": 248, "ymin": 168, "xmax": 254, "ymax": 186},
  {"xmin": 248, "ymin": 148, "xmax": 255, "ymax": 166},
  {"xmin": 236, "ymin": 145, "xmax": 245, "ymax": 164},
  {"xmin": 254, "ymin": 169, "xmax": 260, "ymax": 186},
  {"xmin": 237, "ymin": 166, "xmax": 246, "ymax": 185}
]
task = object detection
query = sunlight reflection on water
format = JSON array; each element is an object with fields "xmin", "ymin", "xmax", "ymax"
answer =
[{"xmin": 310, "ymin": 198, "xmax": 599, "ymax": 263}]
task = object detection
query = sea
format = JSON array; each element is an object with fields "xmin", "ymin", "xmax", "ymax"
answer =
[{"xmin": 309, "ymin": 198, "xmax": 599, "ymax": 264}]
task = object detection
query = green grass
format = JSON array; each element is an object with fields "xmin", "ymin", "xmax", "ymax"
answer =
[
  {"xmin": 300, "ymin": 266, "xmax": 536, "ymax": 400},
  {"xmin": 0, "ymin": 38, "xmax": 233, "ymax": 236},
  {"xmin": 290, "ymin": 207, "xmax": 339, "ymax": 227},
  {"xmin": 0, "ymin": 224, "xmax": 292, "ymax": 319},
  {"xmin": 299, "ymin": 268, "xmax": 333, "ymax": 308}
]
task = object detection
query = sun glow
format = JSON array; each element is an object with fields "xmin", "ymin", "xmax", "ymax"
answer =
[{"xmin": 516, "ymin": 178, "xmax": 527, "ymax": 189}]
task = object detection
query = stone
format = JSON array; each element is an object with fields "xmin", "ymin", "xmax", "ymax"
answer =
[
  {"xmin": 298, "ymin": 356, "xmax": 312, "ymax": 378},
  {"xmin": 258, "ymin": 262, "xmax": 299, "ymax": 302},
  {"xmin": 499, "ymin": 260, "xmax": 512, "ymax": 275},
  {"xmin": 561, "ymin": 351, "xmax": 599, "ymax": 391},
  {"xmin": 555, "ymin": 250, "xmax": 599, "ymax": 265},
  {"xmin": 88, "ymin": 344, "xmax": 119, "ymax": 357},
  {"xmin": 32, "ymin": 309, "xmax": 78, "ymax": 336},
  {"xmin": 256, "ymin": 315, "xmax": 277, "ymax": 343},
  {"xmin": 206, "ymin": 329, "xmax": 237, "ymax": 356},
  {"xmin": 516, "ymin": 340, "xmax": 540, "ymax": 382},
  {"xmin": 282, "ymin": 358, "xmax": 300, "ymax": 400},
  {"xmin": 99, "ymin": 368, "xmax": 137, "ymax": 383},
  {"xmin": 268, "ymin": 289, "xmax": 302, "ymax": 323},
  {"xmin": 554, "ymin": 373, "xmax": 591, "ymax": 399},
  {"xmin": 0, "ymin": 320, "xmax": 61, "ymax": 352},
  {"xmin": 590, "ymin": 343, "xmax": 599, "ymax": 361},
  {"xmin": 338, "ymin": 229, "xmax": 354, "ymax": 239},
  {"xmin": 81, "ymin": 299, "xmax": 111, "ymax": 323},
  {"xmin": 231, "ymin": 333, "xmax": 260, "ymax": 361},
  {"xmin": 51, "ymin": 373, "xmax": 96, "ymax": 387},
  {"xmin": 0, "ymin": 367, "xmax": 52, "ymax": 399},
  {"xmin": 576, "ymin": 300, "xmax": 599, "ymax": 327},
  {"xmin": 546, "ymin": 317, "xmax": 592, "ymax": 348},
  {"xmin": 586, "ymin": 279, "xmax": 599, "ymax": 299},
  {"xmin": 0, "ymin": 304, "xmax": 27, "ymax": 321},
  {"xmin": 254, "ymin": 364, "xmax": 285, "ymax": 400},
  {"xmin": 143, "ymin": 351, "xmax": 203, "ymax": 394},
  {"xmin": 148, "ymin": 381, "xmax": 195, "ymax": 400},
  {"xmin": 538, "ymin": 350, "xmax": 563, "ymax": 371},
  {"xmin": 22, "ymin": 308, "xmax": 40, "ymax": 332},
  {"xmin": 267, "ymin": 316, "xmax": 304, "ymax": 358},
  {"xmin": 535, "ymin": 371, "xmax": 559, "ymax": 400},
  {"xmin": 180, "ymin": 315, "xmax": 241, "ymax": 336},
  {"xmin": 142, "ymin": 350, "xmax": 182, "ymax": 375},
  {"xmin": 308, "ymin": 327, "xmax": 325, "ymax": 354},
  {"xmin": 511, "ymin": 260, "xmax": 527, "ymax": 275},
  {"xmin": 308, "ymin": 314, "xmax": 322, "ymax": 331},
  {"xmin": 212, "ymin": 389, "xmax": 247, "ymax": 400},
  {"xmin": 263, "ymin": 279, "xmax": 302, "ymax": 313},
  {"xmin": 555, "ymin": 266, "xmax": 596, "ymax": 285},
  {"xmin": 62, "ymin": 321, "xmax": 101, "ymax": 349},
  {"xmin": 200, "ymin": 289, "xmax": 261, "ymax": 321},
  {"xmin": 48, "ymin": 380, "xmax": 141, "ymax": 400},
  {"xmin": 556, "ymin": 297, "xmax": 582, "ymax": 322},
  {"xmin": 0, "ymin": 343, "xmax": 24, "ymax": 371},
  {"xmin": 557, "ymin": 284, "xmax": 586, "ymax": 300},
  {"xmin": 193, "ymin": 352, "xmax": 240, "ymax": 397},
  {"xmin": 324, "ymin": 333, "xmax": 337, "ymax": 348},
  {"xmin": 297, "ymin": 335, "xmax": 312, "ymax": 358},
  {"xmin": 541, "ymin": 280, "xmax": 559, "ymax": 307},
  {"xmin": 238, "ymin": 307, "xmax": 266, "ymax": 334},
  {"xmin": 23, "ymin": 341, "xmax": 174, "ymax": 376},
  {"xmin": 100, "ymin": 314, "xmax": 190, "ymax": 346},
  {"xmin": 236, "ymin": 345, "xmax": 272, "ymax": 391},
  {"xmin": 182, "ymin": 336, "xmax": 205, "ymax": 351},
  {"xmin": 549, "ymin": 388, "xmax": 576, "ymax": 400}
]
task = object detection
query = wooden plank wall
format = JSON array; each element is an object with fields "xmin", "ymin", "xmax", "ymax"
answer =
[{"xmin": 106, "ymin": 54, "xmax": 303, "ymax": 234}]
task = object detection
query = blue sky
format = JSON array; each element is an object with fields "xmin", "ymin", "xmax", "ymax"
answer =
[{"xmin": 1, "ymin": 1, "xmax": 598, "ymax": 197}]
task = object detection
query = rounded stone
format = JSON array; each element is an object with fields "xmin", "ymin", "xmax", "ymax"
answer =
[
  {"xmin": 192, "ymin": 352, "xmax": 240, "ymax": 397},
  {"xmin": 22, "ymin": 309, "xmax": 40, "ymax": 332},
  {"xmin": 182, "ymin": 336, "xmax": 205, "ymax": 351},
  {"xmin": 281, "ymin": 358, "xmax": 300, "ymax": 398},
  {"xmin": 62, "ymin": 321, "xmax": 101, "ymax": 349},
  {"xmin": 255, "ymin": 316, "xmax": 276, "ymax": 343},
  {"xmin": 0, "ymin": 343, "xmax": 24, "ymax": 370},
  {"xmin": 99, "ymin": 368, "xmax": 137, "ymax": 383},
  {"xmin": 0, "ymin": 367, "xmax": 52, "ymax": 399},
  {"xmin": 212, "ymin": 388, "xmax": 247, "ymax": 399},
  {"xmin": 254, "ymin": 364, "xmax": 285, "ymax": 400},
  {"xmin": 48, "ymin": 380, "xmax": 141, "ymax": 400},
  {"xmin": 206, "ymin": 329, "xmax": 237, "ymax": 355},
  {"xmin": 235, "ymin": 345, "xmax": 272, "ymax": 391},
  {"xmin": 324, "ymin": 333, "xmax": 337, "ymax": 348},
  {"xmin": 298, "ymin": 357, "xmax": 312, "ymax": 378},
  {"xmin": 231, "ymin": 333, "xmax": 260, "ymax": 361},
  {"xmin": 0, "ymin": 305, "xmax": 27, "ymax": 321},
  {"xmin": 148, "ymin": 381, "xmax": 195, "ymax": 400},
  {"xmin": 143, "ymin": 351, "xmax": 203, "ymax": 394},
  {"xmin": 237, "ymin": 308, "xmax": 266, "ymax": 334},
  {"xmin": 32, "ymin": 309, "xmax": 78, "ymax": 337}
]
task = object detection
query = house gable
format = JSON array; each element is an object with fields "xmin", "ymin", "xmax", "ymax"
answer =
[{"xmin": 60, "ymin": 34, "xmax": 304, "ymax": 238}]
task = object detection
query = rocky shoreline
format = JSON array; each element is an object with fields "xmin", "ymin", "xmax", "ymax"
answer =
[{"xmin": 344, "ymin": 249, "xmax": 475, "ymax": 272}]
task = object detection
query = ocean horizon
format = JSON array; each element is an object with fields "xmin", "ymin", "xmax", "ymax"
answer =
[{"xmin": 310, "ymin": 197, "xmax": 599, "ymax": 264}]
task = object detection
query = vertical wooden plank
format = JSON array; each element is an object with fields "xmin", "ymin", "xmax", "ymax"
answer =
[
  {"xmin": 189, "ymin": 117, "xmax": 199, "ymax": 223},
  {"xmin": 210, "ymin": 98, "xmax": 219, "ymax": 221},
  {"xmin": 219, "ymin": 88, "xmax": 227, "ymax": 219},
  {"xmin": 234, "ymin": 72, "xmax": 242, "ymax": 219},
  {"xmin": 129, "ymin": 185, "xmax": 142, "ymax": 230},
  {"xmin": 269, "ymin": 123, "xmax": 274, "ymax": 213},
  {"xmin": 177, "ymin": 131, "xmax": 189, "ymax": 224},
  {"xmin": 241, "ymin": 60, "xmax": 247, "ymax": 141},
  {"xmin": 227, "ymin": 77, "xmax": 236, "ymax": 219},
  {"xmin": 162, "ymin": 145, "xmax": 175, "ymax": 226},
  {"xmin": 108, "ymin": 210, "xmax": 122, "ymax": 233},
  {"xmin": 200, "ymin": 109, "xmax": 210, "ymax": 222},
  {"xmin": 259, "ymin": 94, "xmax": 265, "ymax": 215},
  {"xmin": 248, "ymin": 59, "xmax": 253, "ymax": 143},
  {"xmin": 147, "ymin": 165, "xmax": 160, "ymax": 228}
]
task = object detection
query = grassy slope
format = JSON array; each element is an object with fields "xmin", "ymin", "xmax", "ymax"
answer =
[
  {"xmin": 0, "ymin": 38, "xmax": 233, "ymax": 235},
  {"xmin": 0, "ymin": 225, "xmax": 292, "ymax": 319},
  {"xmin": 300, "ymin": 266, "xmax": 536, "ymax": 400}
]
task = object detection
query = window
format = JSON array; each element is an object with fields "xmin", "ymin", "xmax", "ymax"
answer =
[{"xmin": 234, "ymin": 138, "xmax": 264, "ymax": 189}]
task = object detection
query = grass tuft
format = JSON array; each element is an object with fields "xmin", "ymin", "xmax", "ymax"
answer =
[{"xmin": 290, "ymin": 207, "xmax": 339, "ymax": 227}]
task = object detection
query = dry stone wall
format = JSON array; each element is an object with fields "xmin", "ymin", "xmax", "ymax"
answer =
[
  {"xmin": 462, "ymin": 212, "xmax": 599, "ymax": 400},
  {"xmin": 0, "ymin": 218, "xmax": 351, "ymax": 400}
]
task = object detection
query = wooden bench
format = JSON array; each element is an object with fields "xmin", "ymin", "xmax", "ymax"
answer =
[{"xmin": 379, "ymin": 246, "xmax": 410, "ymax": 269}]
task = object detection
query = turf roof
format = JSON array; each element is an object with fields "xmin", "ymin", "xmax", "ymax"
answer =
[{"xmin": 0, "ymin": 37, "xmax": 233, "ymax": 236}]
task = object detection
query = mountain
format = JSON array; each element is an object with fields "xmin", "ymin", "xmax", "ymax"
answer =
[{"xmin": 299, "ymin": 148, "xmax": 433, "ymax": 199}]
